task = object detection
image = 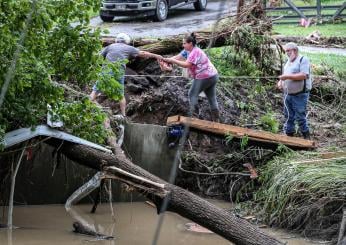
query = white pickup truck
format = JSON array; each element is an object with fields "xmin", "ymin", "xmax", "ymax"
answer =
[{"xmin": 100, "ymin": 0, "xmax": 207, "ymax": 22}]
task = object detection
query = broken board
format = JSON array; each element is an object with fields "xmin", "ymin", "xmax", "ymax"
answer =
[{"xmin": 167, "ymin": 115, "xmax": 316, "ymax": 149}]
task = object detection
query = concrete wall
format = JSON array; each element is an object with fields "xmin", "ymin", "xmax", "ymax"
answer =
[
  {"xmin": 10, "ymin": 123, "xmax": 176, "ymax": 204},
  {"xmin": 123, "ymin": 122, "xmax": 177, "ymax": 182}
]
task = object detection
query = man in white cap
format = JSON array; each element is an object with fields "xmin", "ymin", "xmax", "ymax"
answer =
[
  {"xmin": 277, "ymin": 42, "xmax": 312, "ymax": 139},
  {"xmin": 90, "ymin": 33, "xmax": 161, "ymax": 116}
]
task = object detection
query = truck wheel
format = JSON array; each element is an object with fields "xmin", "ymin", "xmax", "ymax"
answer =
[
  {"xmin": 153, "ymin": 0, "xmax": 168, "ymax": 21},
  {"xmin": 100, "ymin": 11, "xmax": 114, "ymax": 22},
  {"xmin": 194, "ymin": 0, "xmax": 207, "ymax": 11}
]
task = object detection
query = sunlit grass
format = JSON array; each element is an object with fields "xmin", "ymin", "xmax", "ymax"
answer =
[
  {"xmin": 272, "ymin": 23, "xmax": 346, "ymax": 37},
  {"xmin": 300, "ymin": 51, "xmax": 346, "ymax": 77}
]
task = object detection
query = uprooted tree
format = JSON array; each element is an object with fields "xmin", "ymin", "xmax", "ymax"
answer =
[{"xmin": 46, "ymin": 139, "xmax": 284, "ymax": 245}]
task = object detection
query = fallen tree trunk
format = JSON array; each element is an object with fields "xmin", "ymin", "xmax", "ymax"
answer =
[
  {"xmin": 103, "ymin": 31, "xmax": 228, "ymax": 55},
  {"xmin": 47, "ymin": 139, "xmax": 284, "ymax": 245}
]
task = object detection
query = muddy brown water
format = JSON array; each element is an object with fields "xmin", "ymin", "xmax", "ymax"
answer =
[{"xmin": 0, "ymin": 201, "xmax": 326, "ymax": 245}]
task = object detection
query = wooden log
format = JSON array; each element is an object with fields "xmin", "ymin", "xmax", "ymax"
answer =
[
  {"xmin": 167, "ymin": 115, "xmax": 316, "ymax": 149},
  {"xmin": 47, "ymin": 139, "xmax": 284, "ymax": 245},
  {"xmin": 101, "ymin": 30, "xmax": 228, "ymax": 55}
]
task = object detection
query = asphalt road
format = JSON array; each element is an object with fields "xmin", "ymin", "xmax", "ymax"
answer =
[{"xmin": 89, "ymin": 0, "xmax": 237, "ymax": 38}]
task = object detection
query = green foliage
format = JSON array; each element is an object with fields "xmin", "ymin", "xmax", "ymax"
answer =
[
  {"xmin": 260, "ymin": 112, "xmax": 279, "ymax": 133},
  {"xmin": 95, "ymin": 61, "xmax": 125, "ymax": 101},
  {"xmin": 276, "ymin": 143, "xmax": 292, "ymax": 154},
  {"xmin": 225, "ymin": 132, "xmax": 234, "ymax": 144},
  {"xmin": 208, "ymin": 47, "xmax": 259, "ymax": 77},
  {"xmin": 53, "ymin": 99, "xmax": 108, "ymax": 144},
  {"xmin": 0, "ymin": 0, "xmax": 117, "ymax": 146},
  {"xmin": 240, "ymin": 135, "xmax": 249, "ymax": 150},
  {"xmin": 228, "ymin": 25, "xmax": 278, "ymax": 76},
  {"xmin": 48, "ymin": 25, "xmax": 103, "ymax": 84},
  {"xmin": 208, "ymin": 26, "xmax": 280, "ymax": 78}
]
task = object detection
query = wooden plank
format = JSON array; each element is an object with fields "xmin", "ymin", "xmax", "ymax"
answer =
[
  {"xmin": 166, "ymin": 116, "xmax": 316, "ymax": 149},
  {"xmin": 166, "ymin": 115, "xmax": 180, "ymax": 125}
]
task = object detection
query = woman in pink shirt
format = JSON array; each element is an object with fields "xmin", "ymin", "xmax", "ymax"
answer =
[{"xmin": 163, "ymin": 33, "xmax": 220, "ymax": 121}]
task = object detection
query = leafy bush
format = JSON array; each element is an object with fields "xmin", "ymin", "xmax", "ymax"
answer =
[
  {"xmin": 95, "ymin": 61, "xmax": 125, "ymax": 101},
  {"xmin": 0, "ymin": 0, "xmax": 118, "ymax": 146}
]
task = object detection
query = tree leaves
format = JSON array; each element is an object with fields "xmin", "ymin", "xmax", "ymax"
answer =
[{"xmin": 0, "ymin": 0, "xmax": 114, "ymax": 146}]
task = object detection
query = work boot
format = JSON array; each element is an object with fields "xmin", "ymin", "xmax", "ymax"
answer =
[
  {"xmin": 210, "ymin": 109, "xmax": 220, "ymax": 123},
  {"xmin": 286, "ymin": 132, "xmax": 294, "ymax": 137},
  {"xmin": 302, "ymin": 131, "xmax": 311, "ymax": 140},
  {"xmin": 191, "ymin": 106, "xmax": 200, "ymax": 118}
]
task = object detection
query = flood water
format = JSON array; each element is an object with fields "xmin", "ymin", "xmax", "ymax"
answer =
[{"xmin": 0, "ymin": 201, "xmax": 327, "ymax": 245}]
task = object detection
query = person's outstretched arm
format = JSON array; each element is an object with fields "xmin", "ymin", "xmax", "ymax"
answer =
[
  {"xmin": 171, "ymin": 53, "xmax": 185, "ymax": 61},
  {"xmin": 138, "ymin": 51, "xmax": 162, "ymax": 59},
  {"xmin": 163, "ymin": 57, "xmax": 192, "ymax": 68}
]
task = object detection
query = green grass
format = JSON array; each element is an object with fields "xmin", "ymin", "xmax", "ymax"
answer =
[
  {"xmin": 300, "ymin": 51, "xmax": 346, "ymax": 77},
  {"xmin": 272, "ymin": 23, "xmax": 346, "ymax": 37},
  {"xmin": 246, "ymin": 150, "xmax": 346, "ymax": 239},
  {"xmin": 290, "ymin": 0, "xmax": 345, "ymax": 6}
]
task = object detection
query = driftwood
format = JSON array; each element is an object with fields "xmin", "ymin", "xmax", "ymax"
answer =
[{"xmin": 47, "ymin": 139, "xmax": 284, "ymax": 245}]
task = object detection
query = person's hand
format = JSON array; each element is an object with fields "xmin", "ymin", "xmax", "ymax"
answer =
[
  {"xmin": 158, "ymin": 59, "xmax": 173, "ymax": 72},
  {"xmin": 276, "ymin": 80, "xmax": 283, "ymax": 90},
  {"xmin": 162, "ymin": 57, "xmax": 174, "ymax": 63},
  {"xmin": 279, "ymin": 75, "xmax": 287, "ymax": 80}
]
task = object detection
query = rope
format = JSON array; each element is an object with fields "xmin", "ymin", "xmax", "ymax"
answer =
[{"xmin": 124, "ymin": 74, "xmax": 279, "ymax": 79}]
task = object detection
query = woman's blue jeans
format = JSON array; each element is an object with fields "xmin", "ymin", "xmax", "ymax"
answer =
[{"xmin": 284, "ymin": 92, "xmax": 310, "ymax": 134}]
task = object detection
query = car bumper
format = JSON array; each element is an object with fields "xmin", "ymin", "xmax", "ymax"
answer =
[{"xmin": 101, "ymin": 1, "xmax": 156, "ymax": 12}]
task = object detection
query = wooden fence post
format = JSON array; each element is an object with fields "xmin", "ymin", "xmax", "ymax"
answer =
[{"xmin": 316, "ymin": 0, "xmax": 322, "ymax": 22}]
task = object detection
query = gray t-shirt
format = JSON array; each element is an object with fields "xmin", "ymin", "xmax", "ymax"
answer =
[
  {"xmin": 283, "ymin": 55, "xmax": 311, "ymax": 94},
  {"xmin": 101, "ymin": 43, "xmax": 139, "ymax": 69}
]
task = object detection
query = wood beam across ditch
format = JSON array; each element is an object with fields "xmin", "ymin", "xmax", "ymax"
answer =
[{"xmin": 167, "ymin": 115, "xmax": 316, "ymax": 149}]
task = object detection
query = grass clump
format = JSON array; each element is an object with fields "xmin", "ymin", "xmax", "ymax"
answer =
[{"xmin": 250, "ymin": 149, "xmax": 346, "ymax": 240}]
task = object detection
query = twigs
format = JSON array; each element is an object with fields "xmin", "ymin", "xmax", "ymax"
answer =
[{"xmin": 178, "ymin": 160, "xmax": 251, "ymax": 177}]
